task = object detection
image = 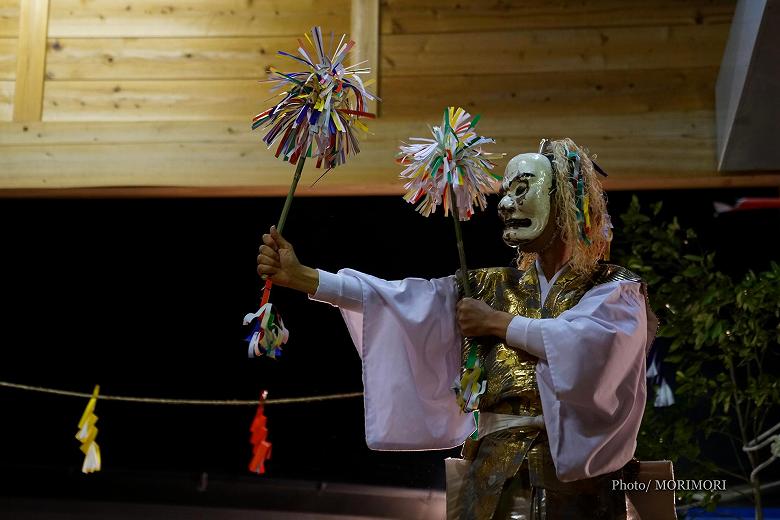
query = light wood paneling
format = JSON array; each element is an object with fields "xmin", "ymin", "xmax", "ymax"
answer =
[
  {"xmin": 382, "ymin": 24, "xmax": 730, "ymax": 76},
  {"xmin": 2, "ymin": 0, "xmax": 763, "ymax": 194},
  {"xmin": 42, "ymin": 79, "xmax": 271, "ymax": 121},
  {"xmin": 0, "ymin": 136, "xmax": 719, "ymax": 189},
  {"xmin": 381, "ymin": 0, "xmax": 735, "ymax": 34},
  {"xmin": 0, "ymin": 114, "xmax": 720, "ymax": 189},
  {"xmin": 0, "ymin": 120, "xmax": 258, "ymax": 145},
  {"xmin": 0, "ymin": 37, "xmax": 16, "ymax": 78},
  {"xmin": 0, "ymin": 113, "xmax": 716, "ymax": 146},
  {"xmin": 381, "ymin": 68, "xmax": 718, "ymax": 119},
  {"xmin": 41, "ymin": 68, "xmax": 717, "ymax": 123},
  {"xmin": 0, "ymin": 79, "xmax": 13, "ymax": 119},
  {"xmin": 0, "ymin": 141, "xmax": 300, "ymax": 188},
  {"xmin": 0, "ymin": 0, "xmax": 19, "ymax": 37},
  {"xmin": 3, "ymin": 117, "xmax": 777, "ymax": 194},
  {"xmin": 13, "ymin": 0, "xmax": 50, "ymax": 121},
  {"xmin": 48, "ymin": 0, "xmax": 350, "ymax": 38},
  {"xmin": 351, "ymin": 0, "xmax": 379, "ymax": 115},
  {"xmin": 45, "ymin": 37, "xmax": 303, "ymax": 80}
]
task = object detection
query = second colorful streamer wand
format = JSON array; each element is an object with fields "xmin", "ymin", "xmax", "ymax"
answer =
[
  {"xmin": 243, "ymin": 26, "xmax": 377, "ymax": 358},
  {"xmin": 398, "ymin": 107, "xmax": 502, "ymax": 411}
]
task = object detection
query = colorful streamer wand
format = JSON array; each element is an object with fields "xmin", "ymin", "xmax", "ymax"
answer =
[
  {"xmin": 244, "ymin": 26, "xmax": 377, "ymax": 358},
  {"xmin": 397, "ymin": 107, "xmax": 502, "ymax": 413},
  {"xmin": 249, "ymin": 391, "xmax": 272, "ymax": 474},
  {"xmin": 75, "ymin": 384, "xmax": 101, "ymax": 473}
]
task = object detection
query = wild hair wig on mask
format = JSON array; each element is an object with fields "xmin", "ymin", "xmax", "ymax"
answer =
[{"xmin": 517, "ymin": 137, "xmax": 610, "ymax": 276}]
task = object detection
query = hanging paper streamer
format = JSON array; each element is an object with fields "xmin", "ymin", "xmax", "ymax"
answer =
[
  {"xmin": 396, "ymin": 108, "xmax": 502, "ymax": 413},
  {"xmin": 454, "ymin": 357, "xmax": 486, "ymax": 413},
  {"xmin": 75, "ymin": 385, "xmax": 101, "ymax": 474},
  {"xmin": 566, "ymin": 148, "xmax": 592, "ymax": 245},
  {"xmin": 245, "ymin": 26, "xmax": 378, "ymax": 359},
  {"xmin": 249, "ymin": 391, "xmax": 272, "ymax": 474},
  {"xmin": 398, "ymin": 107, "xmax": 501, "ymax": 221},
  {"xmin": 252, "ymin": 26, "xmax": 377, "ymax": 171},
  {"xmin": 243, "ymin": 303, "xmax": 289, "ymax": 359}
]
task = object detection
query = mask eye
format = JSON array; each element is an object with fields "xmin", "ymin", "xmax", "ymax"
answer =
[{"xmin": 514, "ymin": 179, "xmax": 529, "ymax": 198}]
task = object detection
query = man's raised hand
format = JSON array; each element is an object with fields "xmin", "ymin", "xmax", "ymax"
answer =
[{"xmin": 257, "ymin": 226, "xmax": 319, "ymax": 294}]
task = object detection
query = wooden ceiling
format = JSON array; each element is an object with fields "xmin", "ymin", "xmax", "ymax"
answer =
[{"xmin": 1, "ymin": 0, "xmax": 778, "ymax": 196}]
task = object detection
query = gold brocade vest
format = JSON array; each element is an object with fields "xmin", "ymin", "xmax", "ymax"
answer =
[{"xmin": 459, "ymin": 263, "xmax": 641, "ymax": 414}]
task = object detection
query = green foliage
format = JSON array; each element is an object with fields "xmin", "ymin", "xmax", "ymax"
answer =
[{"xmin": 612, "ymin": 196, "xmax": 780, "ymax": 510}]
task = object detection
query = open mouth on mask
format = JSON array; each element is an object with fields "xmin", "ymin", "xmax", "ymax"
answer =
[{"xmin": 504, "ymin": 218, "xmax": 532, "ymax": 228}]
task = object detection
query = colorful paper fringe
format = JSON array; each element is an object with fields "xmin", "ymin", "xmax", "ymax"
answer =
[
  {"xmin": 454, "ymin": 353, "xmax": 486, "ymax": 414},
  {"xmin": 252, "ymin": 26, "xmax": 377, "ymax": 171},
  {"xmin": 249, "ymin": 391, "xmax": 272, "ymax": 475},
  {"xmin": 566, "ymin": 148, "xmax": 592, "ymax": 245},
  {"xmin": 243, "ymin": 302, "xmax": 289, "ymax": 359},
  {"xmin": 75, "ymin": 385, "xmax": 101, "ymax": 474},
  {"xmin": 245, "ymin": 27, "xmax": 377, "ymax": 358},
  {"xmin": 398, "ymin": 107, "xmax": 501, "ymax": 221}
]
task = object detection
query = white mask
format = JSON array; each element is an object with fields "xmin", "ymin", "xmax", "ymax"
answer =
[{"xmin": 498, "ymin": 153, "xmax": 554, "ymax": 247}]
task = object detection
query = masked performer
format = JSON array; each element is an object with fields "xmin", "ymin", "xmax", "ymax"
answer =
[{"xmin": 257, "ymin": 138, "xmax": 656, "ymax": 519}]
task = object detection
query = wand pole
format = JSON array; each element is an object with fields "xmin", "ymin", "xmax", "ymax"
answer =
[
  {"xmin": 261, "ymin": 155, "xmax": 307, "ymax": 305},
  {"xmin": 276, "ymin": 155, "xmax": 307, "ymax": 235},
  {"xmin": 449, "ymin": 184, "xmax": 472, "ymax": 297}
]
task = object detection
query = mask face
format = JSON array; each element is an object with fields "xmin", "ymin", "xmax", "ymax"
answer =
[{"xmin": 498, "ymin": 153, "xmax": 554, "ymax": 247}]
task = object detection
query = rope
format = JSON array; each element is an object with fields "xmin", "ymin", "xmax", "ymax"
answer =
[{"xmin": 0, "ymin": 381, "xmax": 363, "ymax": 406}]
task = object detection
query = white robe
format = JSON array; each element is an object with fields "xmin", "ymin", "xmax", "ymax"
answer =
[{"xmin": 310, "ymin": 262, "xmax": 649, "ymax": 482}]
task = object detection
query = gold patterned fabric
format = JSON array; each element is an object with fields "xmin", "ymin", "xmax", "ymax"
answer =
[{"xmin": 453, "ymin": 263, "xmax": 640, "ymax": 519}]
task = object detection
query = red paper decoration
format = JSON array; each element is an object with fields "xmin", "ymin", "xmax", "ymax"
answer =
[{"xmin": 249, "ymin": 391, "xmax": 272, "ymax": 474}]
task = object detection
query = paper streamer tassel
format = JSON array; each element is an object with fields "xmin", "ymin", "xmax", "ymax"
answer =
[
  {"xmin": 252, "ymin": 26, "xmax": 377, "ymax": 172},
  {"xmin": 453, "ymin": 358, "xmax": 486, "ymax": 413},
  {"xmin": 249, "ymin": 391, "xmax": 272, "ymax": 474},
  {"xmin": 243, "ymin": 303, "xmax": 289, "ymax": 359},
  {"xmin": 398, "ymin": 107, "xmax": 502, "ymax": 221},
  {"xmin": 75, "ymin": 385, "xmax": 102, "ymax": 474}
]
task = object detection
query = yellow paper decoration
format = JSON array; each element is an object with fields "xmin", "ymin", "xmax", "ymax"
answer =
[{"xmin": 75, "ymin": 385, "xmax": 102, "ymax": 474}]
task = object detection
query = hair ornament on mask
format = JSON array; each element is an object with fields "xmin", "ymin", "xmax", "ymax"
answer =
[
  {"xmin": 518, "ymin": 137, "xmax": 613, "ymax": 274},
  {"xmin": 565, "ymin": 147, "xmax": 592, "ymax": 245}
]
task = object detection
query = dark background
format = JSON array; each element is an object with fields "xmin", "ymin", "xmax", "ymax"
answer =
[{"xmin": 0, "ymin": 188, "xmax": 777, "ymax": 507}]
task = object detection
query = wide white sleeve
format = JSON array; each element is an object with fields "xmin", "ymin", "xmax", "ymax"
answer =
[
  {"xmin": 519, "ymin": 281, "xmax": 648, "ymax": 482},
  {"xmin": 309, "ymin": 268, "xmax": 476, "ymax": 451}
]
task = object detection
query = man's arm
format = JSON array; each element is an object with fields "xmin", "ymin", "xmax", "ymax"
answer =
[
  {"xmin": 258, "ymin": 226, "xmax": 474, "ymax": 450},
  {"xmin": 257, "ymin": 226, "xmax": 365, "ymax": 312}
]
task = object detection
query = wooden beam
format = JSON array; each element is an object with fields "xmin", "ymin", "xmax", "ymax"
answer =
[
  {"xmin": 0, "ymin": 116, "xmax": 714, "ymax": 147},
  {"xmin": 37, "ymin": 67, "xmax": 717, "ymax": 121},
  {"xmin": 45, "ymin": 37, "xmax": 301, "ymax": 81},
  {"xmin": 381, "ymin": 68, "xmax": 718, "ymax": 119},
  {"xmin": 0, "ymin": 116, "xmax": 724, "ymax": 190},
  {"xmin": 13, "ymin": 0, "xmax": 49, "ymax": 122},
  {"xmin": 0, "ymin": 174, "xmax": 778, "ymax": 198},
  {"xmin": 48, "ymin": 0, "xmax": 350, "ymax": 38},
  {"xmin": 382, "ymin": 24, "xmax": 730, "ymax": 76},
  {"xmin": 42, "ymin": 79, "xmax": 270, "ymax": 122},
  {"xmin": 350, "ymin": 0, "xmax": 379, "ymax": 116},
  {"xmin": 381, "ymin": 0, "xmax": 736, "ymax": 35}
]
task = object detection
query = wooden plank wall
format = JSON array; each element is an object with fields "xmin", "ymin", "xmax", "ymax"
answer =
[
  {"xmin": 1, "ymin": 0, "xmax": 778, "ymax": 195},
  {"xmin": 379, "ymin": 0, "xmax": 738, "ymax": 188},
  {"xmin": 0, "ymin": 0, "xmax": 19, "ymax": 120}
]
